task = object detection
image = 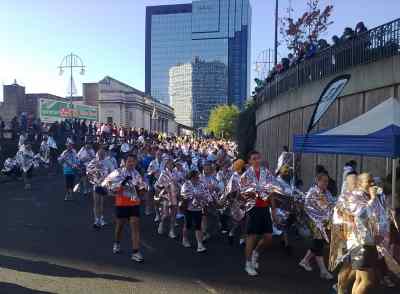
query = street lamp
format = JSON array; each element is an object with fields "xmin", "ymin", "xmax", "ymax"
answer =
[
  {"xmin": 58, "ymin": 53, "xmax": 86, "ymax": 118},
  {"xmin": 151, "ymin": 102, "xmax": 159, "ymax": 132}
]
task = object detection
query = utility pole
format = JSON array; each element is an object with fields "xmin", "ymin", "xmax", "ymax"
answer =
[{"xmin": 274, "ymin": 0, "xmax": 279, "ymax": 66}]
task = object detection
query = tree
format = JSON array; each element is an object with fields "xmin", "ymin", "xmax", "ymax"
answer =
[
  {"xmin": 235, "ymin": 100, "xmax": 257, "ymax": 159},
  {"xmin": 280, "ymin": 0, "xmax": 333, "ymax": 56},
  {"xmin": 207, "ymin": 105, "xmax": 239, "ymax": 139}
]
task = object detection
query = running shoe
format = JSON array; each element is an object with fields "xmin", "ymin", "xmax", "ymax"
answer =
[
  {"xmin": 131, "ymin": 252, "xmax": 144, "ymax": 263},
  {"xmin": 100, "ymin": 218, "xmax": 107, "ymax": 227},
  {"xmin": 64, "ymin": 194, "xmax": 73, "ymax": 201},
  {"xmin": 197, "ymin": 243, "xmax": 207, "ymax": 253},
  {"xmin": 168, "ymin": 230, "xmax": 176, "ymax": 239},
  {"xmin": 299, "ymin": 260, "xmax": 313, "ymax": 272},
  {"xmin": 245, "ymin": 262, "xmax": 258, "ymax": 276},
  {"xmin": 112, "ymin": 243, "xmax": 121, "ymax": 254},
  {"xmin": 93, "ymin": 221, "xmax": 101, "ymax": 229},
  {"xmin": 182, "ymin": 239, "xmax": 191, "ymax": 248},
  {"xmin": 320, "ymin": 271, "xmax": 334, "ymax": 280}
]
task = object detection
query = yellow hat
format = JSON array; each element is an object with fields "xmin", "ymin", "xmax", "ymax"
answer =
[
  {"xmin": 233, "ymin": 159, "xmax": 246, "ymax": 173},
  {"xmin": 279, "ymin": 164, "xmax": 290, "ymax": 175}
]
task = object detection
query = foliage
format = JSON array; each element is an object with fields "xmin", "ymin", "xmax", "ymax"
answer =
[
  {"xmin": 280, "ymin": 0, "xmax": 334, "ymax": 55},
  {"xmin": 235, "ymin": 100, "xmax": 257, "ymax": 159},
  {"xmin": 207, "ymin": 104, "xmax": 240, "ymax": 139}
]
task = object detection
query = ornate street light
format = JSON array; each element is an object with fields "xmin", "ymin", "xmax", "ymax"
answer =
[
  {"xmin": 151, "ymin": 102, "xmax": 159, "ymax": 132},
  {"xmin": 58, "ymin": 53, "xmax": 86, "ymax": 118}
]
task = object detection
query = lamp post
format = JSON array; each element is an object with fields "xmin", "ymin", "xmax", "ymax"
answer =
[
  {"xmin": 58, "ymin": 53, "xmax": 86, "ymax": 118},
  {"xmin": 151, "ymin": 102, "xmax": 159, "ymax": 133},
  {"xmin": 274, "ymin": 0, "xmax": 279, "ymax": 66}
]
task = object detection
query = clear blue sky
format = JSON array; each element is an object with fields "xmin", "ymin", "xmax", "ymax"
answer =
[{"xmin": 1, "ymin": 0, "xmax": 399, "ymax": 100}]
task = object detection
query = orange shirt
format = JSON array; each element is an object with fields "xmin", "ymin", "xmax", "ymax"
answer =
[{"xmin": 115, "ymin": 187, "xmax": 141, "ymax": 207}]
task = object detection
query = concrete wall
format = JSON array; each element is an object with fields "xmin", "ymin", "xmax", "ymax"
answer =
[{"xmin": 256, "ymin": 55, "xmax": 400, "ymax": 189}]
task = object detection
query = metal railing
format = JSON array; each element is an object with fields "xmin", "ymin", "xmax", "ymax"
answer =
[{"xmin": 257, "ymin": 18, "xmax": 400, "ymax": 105}]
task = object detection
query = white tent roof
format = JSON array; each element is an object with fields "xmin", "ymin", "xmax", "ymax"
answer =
[{"xmin": 322, "ymin": 97, "xmax": 400, "ymax": 136}]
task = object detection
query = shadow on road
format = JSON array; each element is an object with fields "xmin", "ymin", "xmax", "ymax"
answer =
[
  {"xmin": 0, "ymin": 282, "xmax": 56, "ymax": 294},
  {"xmin": 0, "ymin": 254, "xmax": 141, "ymax": 283}
]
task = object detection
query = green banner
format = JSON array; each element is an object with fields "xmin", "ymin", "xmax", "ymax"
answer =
[{"xmin": 39, "ymin": 98, "xmax": 97, "ymax": 123}]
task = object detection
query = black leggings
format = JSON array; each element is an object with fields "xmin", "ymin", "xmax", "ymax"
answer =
[{"xmin": 311, "ymin": 239, "xmax": 324, "ymax": 256}]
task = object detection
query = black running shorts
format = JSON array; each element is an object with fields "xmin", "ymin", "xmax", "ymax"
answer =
[
  {"xmin": 115, "ymin": 205, "xmax": 141, "ymax": 219},
  {"xmin": 246, "ymin": 207, "xmax": 273, "ymax": 235}
]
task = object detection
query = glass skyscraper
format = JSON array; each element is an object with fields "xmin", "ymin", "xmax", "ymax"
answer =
[
  {"xmin": 170, "ymin": 58, "xmax": 228, "ymax": 128},
  {"xmin": 146, "ymin": 0, "xmax": 251, "ymax": 125}
]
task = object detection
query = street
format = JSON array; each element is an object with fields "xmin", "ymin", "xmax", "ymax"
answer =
[{"xmin": 0, "ymin": 174, "xmax": 397, "ymax": 294}]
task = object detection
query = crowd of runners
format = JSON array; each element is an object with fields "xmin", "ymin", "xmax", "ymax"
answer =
[{"xmin": 2, "ymin": 127, "xmax": 399, "ymax": 294}]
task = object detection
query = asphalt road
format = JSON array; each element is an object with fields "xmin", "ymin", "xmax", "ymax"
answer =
[{"xmin": 0, "ymin": 174, "xmax": 398, "ymax": 294}]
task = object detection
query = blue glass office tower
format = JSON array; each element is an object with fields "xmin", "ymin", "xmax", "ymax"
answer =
[{"xmin": 146, "ymin": 0, "xmax": 251, "ymax": 113}]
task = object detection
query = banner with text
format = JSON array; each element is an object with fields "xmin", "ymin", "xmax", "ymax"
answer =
[{"xmin": 39, "ymin": 98, "xmax": 97, "ymax": 123}]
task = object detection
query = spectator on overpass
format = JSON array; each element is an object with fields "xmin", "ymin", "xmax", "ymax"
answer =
[{"xmin": 355, "ymin": 21, "xmax": 368, "ymax": 35}]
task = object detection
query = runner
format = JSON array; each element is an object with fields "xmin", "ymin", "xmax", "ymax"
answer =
[
  {"xmin": 87, "ymin": 147, "xmax": 114, "ymax": 229},
  {"xmin": 299, "ymin": 172, "xmax": 335, "ymax": 280},
  {"xmin": 343, "ymin": 173, "xmax": 391, "ymax": 294},
  {"xmin": 330, "ymin": 171, "xmax": 358, "ymax": 294},
  {"xmin": 148, "ymin": 148, "xmax": 163, "ymax": 222},
  {"xmin": 77, "ymin": 142, "xmax": 96, "ymax": 196},
  {"xmin": 181, "ymin": 169, "xmax": 209, "ymax": 253},
  {"xmin": 240, "ymin": 150, "xmax": 275, "ymax": 276},
  {"xmin": 200, "ymin": 160, "xmax": 222, "ymax": 241},
  {"xmin": 222, "ymin": 158, "xmax": 247, "ymax": 245},
  {"xmin": 155, "ymin": 157, "xmax": 178, "ymax": 239},
  {"xmin": 216, "ymin": 159, "xmax": 233, "ymax": 234},
  {"xmin": 103, "ymin": 154, "xmax": 147, "ymax": 262},
  {"xmin": 58, "ymin": 139, "xmax": 79, "ymax": 201},
  {"xmin": 15, "ymin": 141, "xmax": 37, "ymax": 190}
]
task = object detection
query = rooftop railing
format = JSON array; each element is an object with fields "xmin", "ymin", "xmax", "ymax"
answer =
[{"xmin": 256, "ymin": 18, "xmax": 400, "ymax": 105}]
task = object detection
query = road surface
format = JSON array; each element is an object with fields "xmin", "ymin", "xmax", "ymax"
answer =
[{"xmin": 0, "ymin": 174, "xmax": 398, "ymax": 294}]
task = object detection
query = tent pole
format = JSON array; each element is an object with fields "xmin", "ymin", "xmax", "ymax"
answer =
[
  {"xmin": 292, "ymin": 152, "xmax": 296, "ymax": 190},
  {"xmin": 392, "ymin": 158, "xmax": 397, "ymax": 210},
  {"xmin": 386, "ymin": 157, "xmax": 390, "ymax": 176}
]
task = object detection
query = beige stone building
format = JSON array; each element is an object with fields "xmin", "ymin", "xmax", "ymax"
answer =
[{"xmin": 96, "ymin": 76, "xmax": 175, "ymax": 134}]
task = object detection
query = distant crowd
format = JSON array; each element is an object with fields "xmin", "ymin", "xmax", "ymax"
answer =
[
  {"xmin": 265, "ymin": 21, "xmax": 369, "ymax": 83},
  {"xmin": 0, "ymin": 113, "xmax": 169, "ymax": 148}
]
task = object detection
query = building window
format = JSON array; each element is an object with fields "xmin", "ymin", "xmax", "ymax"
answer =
[{"xmin": 107, "ymin": 117, "xmax": 113, "ymax": 124}]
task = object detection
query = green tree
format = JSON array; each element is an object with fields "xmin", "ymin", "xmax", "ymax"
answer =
[
  {"xmin": 235, "ymin": 100, "xmax": 257, "ymax": 159},
  {"xmin": 207, "ymin": 105, "xmax": 239, "ymax": 139}
]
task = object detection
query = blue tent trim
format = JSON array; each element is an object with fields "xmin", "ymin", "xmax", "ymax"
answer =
[{"xmin": 293, "ymin": 124, "xmax": 400, "ymax": 158}]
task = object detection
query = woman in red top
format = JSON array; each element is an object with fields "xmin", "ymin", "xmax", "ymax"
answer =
[{"xmin": 240, "ymin": 150, "xmax": 275, "ymax": 276}]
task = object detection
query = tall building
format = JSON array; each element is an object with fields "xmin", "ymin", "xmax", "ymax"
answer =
[
  {"xmin": 169, "ymin": 63, "xmax": 193, "ymax": 127},
  {"xmin": 170, "ymin": 58, "xmax": 228, "ymax": 128},
  {"xmin": 146, "ymin": 0, "xmax": 251, "ymax": 113}
]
